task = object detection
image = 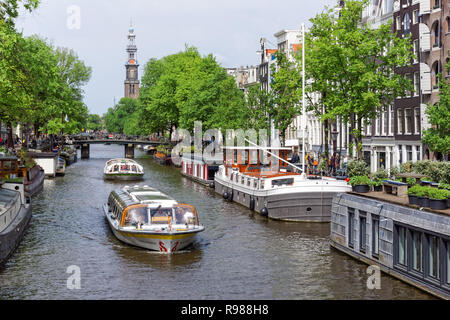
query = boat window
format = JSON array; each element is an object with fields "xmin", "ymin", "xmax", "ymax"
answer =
[
  {"xmin": 173, "ymin": 204, "xmax": 199, "ymax": 226},
  {"xmin": 271, "ymin": 178, "xmax": 294, "ymax": 187},
  {"xmin": 121, "ymin": 164, "xmax": 129, "ymax": 171},
  {"xmin": 149, "ymin": 207, "xmax": 172, "ymax": 224},
  {"xmin": 114, "ymin": 165, "xmax": 119, "ymax": 171},
  {"xmin": 124, "ymin": 206, "xmax": 149, "ymax": 226}
]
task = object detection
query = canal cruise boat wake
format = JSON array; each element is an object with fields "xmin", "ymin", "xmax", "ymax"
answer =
[
  {"xmin": 214, "ymin": 145, "xmax": 352, "ymax": 222},
  {"xmin": 104, "ymin": 185, "xmax": 205, "ymax": 253},
  {"xmin": 103, "ymin": 158, "xmax": 144, "ymax": 181}
]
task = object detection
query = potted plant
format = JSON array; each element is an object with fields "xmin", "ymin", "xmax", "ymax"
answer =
[
  {"xmin": 372, "ymin": 169, "xmax": 388, "ymax": 192},
  {"xmin": 416, "ymin": 186, "xmax": 430, "ymax": 208},
  {"xmin": 428, "ymin": 188, "xmax": 449, "ymax": 210},
  {"xmin": 438, "ymin": 183, "xmax": 450, "ymax": 208},
  {"xmin": 349, "ymin": 175, "xmax": 372, "ymax": 193},
  {"xmin": 407, "ymin": 185, "xmax": 421, "ymax": 205}
]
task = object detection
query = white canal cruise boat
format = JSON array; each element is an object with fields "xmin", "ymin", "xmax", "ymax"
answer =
[
  {"xmin": 214, "ymin": 146, "xmax": 352, "ymax": 222},
  {"xmin": 103, "ymin": 158, "xmax": 144, "ymax": 180},
  {"xmin": 104, "ymin": 185, "xmax": 205, "ymax": 253}
]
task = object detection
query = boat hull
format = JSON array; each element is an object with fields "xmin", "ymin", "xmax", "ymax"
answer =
[
  {"xmin": 24, "ymin": 167, "xmax": 44, "ymax": 197},
  {"xmin": 110, "ymin": 227, "xmax": 198, "ymax": 253},
  {"xmin": 214, "ymin": 176, "xmax": 351, "ymax": 222},
  {"xmin": 0, "ymin": 195, "xmax": 32, "ymax": 265},
  {"xmin": 104, "ymin": 173, "xmax": 144, "ymax": 181}
]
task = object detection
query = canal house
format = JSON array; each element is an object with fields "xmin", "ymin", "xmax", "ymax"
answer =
[{"xmin": 330, "ymin": 192, "xmax": 450, "ymax": 299}]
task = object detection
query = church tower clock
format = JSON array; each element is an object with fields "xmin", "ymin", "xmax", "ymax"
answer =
[{"xmin": 124, "ymin": 25, "xmax": 140, "ymax": 99}]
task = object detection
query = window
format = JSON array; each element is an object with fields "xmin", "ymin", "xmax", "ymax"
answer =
[
  {"xmin": 375, "ymin": 116, "xmax": 380, "ymax": 136},
  {"xmin": 372, "ymin": 215, "xmax": 379, "ymax": 257},
  {"xmin": 360, "ymin": 213, "xmax": 367, "ymax": 253},
  {"xmin": 396, "ymin": 15, "xmax": 401, "ymax": 31},
  {"xmin": 414, "ymin": 72, "xmax": 420, "ymax": 96},
  {"xmin": 397, "ymin": 109, "xmax": 404, "ymax": 134},
  {"xmin": 398, "ymin": 226, "xmax": 408, "ymax": 266},
  {"xmin": 348, "ymin": 208, "xmax": 355, "ymax": 248},
  {"xmin": 412, "ymin": 231, "xmax": 423, "ymax": 272},
  {"xmin": 433, "ymin": 23, "xmax": 440, "ymax": 48},
  {"xmin": 403, "ymin": 13, "xmax": 411, "ymax": 36},
  {"xmin": 233, "ymin": 150, "xmax": 237, "ymax": 164},
  {"xmin": 389, "ymin": 105, "xmax": 394, "ymax": 136},
  {"xmin": 412, "ymin": 10, "xmax": 419, "ymax": 24},
  {"xmin": 382, "ymin": 109, "xmax": 387, "ymax": 136},
  {"xmin": 414, "ymin": 107, "xmax": 420, "ymax": 134},
  {"xmin": 406, "ymin": 145, "xmax": 412, "ymax": 161},
  {"xmin": 405, "ymin": 108, "xmax": 412, "ymax": 134},
  {"xmin": 446, "ymin": 241, "xmax": 450, "ymax": 285},
  {"xmin": 405, "ymin": 73, "xmax": 413, "ymax": 96},
  {"xmin": 399, "ymin": 145, "xmax": 403, "ymax": 163},
  {"xmin": 433, "ymin": 0, "xmax": 440, "ymax": 9},
  {"xmin": 413, "ymin": 40, "xmax": 419, "ymax": 63},
  {"xmin": 428, "ymin": 235, "xmax": 440, "ymax": 279}
]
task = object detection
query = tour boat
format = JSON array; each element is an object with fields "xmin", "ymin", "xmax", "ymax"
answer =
[
  {"xmin": 103, "ymin": 158, "xmax": 144, "ymax": 180},
  {"xmin": 56, "ymin": 157, "xmax": 66, "ymax": 176},
  {"xmin": 103, "ymin": 185, "xmax": 205, "ymax": 253},
  {"xmin": 154, "ymin": 150, "xmax": 172, "ymax": 165},
  {"xmin": 0, "ymin": 175, "xmax": 32, "ymax": 264},
  {"xmin": 214, "ymin": 145, "xmax": 352, "ymax": 222}
]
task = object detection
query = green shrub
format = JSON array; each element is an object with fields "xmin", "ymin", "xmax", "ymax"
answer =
[
  {"xmin": 389, "ymin": 166, "xmax": 399, "ymax": 178},
  {"xmin": 346, "ymin": 160, "xmax": 370, "ymax": 178},
  {"xmin": 400, "ymin": 161, "xmax": 412, "ymax": 173},
  {"xmin": 427, "ymin": 188, "xmax": 450, "ymax": 200},
  {"xmin": 439, "ymin": 183, "xmax": 450, "ymax": 191},
  {"xmin": 349, "ymin": 175, "xmax": 372, "ymax": 186},
  {"xmin": 407, "ymin": 184, "xmax": 422, "ymax": 196}
]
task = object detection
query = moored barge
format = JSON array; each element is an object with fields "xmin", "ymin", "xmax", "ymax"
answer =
[
  {"xmin": 330, "ymin": 192, "xmax": 450, "ymax": 299},
  {"xmin": 214, "ymin": 146, "xmax": 351, "ymax": 222}
]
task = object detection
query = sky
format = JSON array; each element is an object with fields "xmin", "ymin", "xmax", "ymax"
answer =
[{"xmin": 15, "ymin": 0, "xmax": 337, "ymax": 116}]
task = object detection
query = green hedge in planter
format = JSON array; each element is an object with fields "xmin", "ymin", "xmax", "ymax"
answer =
[
  {"xmin": 407, "ymin": 185, "xmax": 422, "ymax": 196},
  {"xmin": 427, "ymin": 188, "xmax": 450, "ymax": 200},
  {"xmin": 349, "ymin": 175, "xmax": 372, "ymax": 186}
]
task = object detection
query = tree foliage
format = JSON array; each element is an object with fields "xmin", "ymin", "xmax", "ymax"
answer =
[
  {"xmin": 422, "ymin": 59, "xmax": 450, "ymax": 155},
  {"xmin": 137, "ymin": 46, "xmax": 247, "ymax": 135},
  {"xmin": 305, "ymin": 0, "xmax": 414, "ymax": 159}
]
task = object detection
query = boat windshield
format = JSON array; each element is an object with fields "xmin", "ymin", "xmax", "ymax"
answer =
[{"xmin": 121, "ymin": 204, "xmax": 199, "ymax": 227}]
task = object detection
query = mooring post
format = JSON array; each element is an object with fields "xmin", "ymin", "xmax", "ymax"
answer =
[
  {"xmin": 81, "ymin": 143, "xmax": 90, "ymax": 159},
  {"xmin": 125, "ymin": 144, "xmax": 134, "ymax": 159}
]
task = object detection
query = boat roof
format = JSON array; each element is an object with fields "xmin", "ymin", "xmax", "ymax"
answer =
[
  {"xmin": 115, "ymin": 185, "xmax": 177, "ymax": 207},
  {"xmin": 0, "ymin": 156, "xmax": 18, "ymax": 161},
  {"xmin": 106, "ymin": 158, "xmax": 141, "ymax": 165}
]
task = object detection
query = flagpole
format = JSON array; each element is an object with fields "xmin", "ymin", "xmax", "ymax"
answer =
[{"xmin": 301, "ymin": 23, "xmax": 306, "ymax": 179}]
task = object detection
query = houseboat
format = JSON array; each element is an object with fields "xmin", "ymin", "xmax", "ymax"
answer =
[
  {"xmin": 154, "ymin": 149, "xmax": 172, "ymax": 166},
  {"xmin": 0, "ymin": 156, "xmax": 44, "ymax": 197},
  {"xmin": 181, "ymin": 153, "xmax": 221, "ymax": 187},
  {"xmin": 330, "ymin": 192, "xmax": 450, "ymax": 299},
  {"xmin": 60, "ymin": 146, "xmax": 77, "ymax": 166},
  {"xmin": 214, "ymin": 145, "xmax": 351, "ymax": 222},
  {"xmin": 56, "ymin": 157, "xmax": 66, "ymax": 176},
  {"xmin": 103, "ymin": 158, "xmax": 144, "ymax": 181},
  {"xmin": 104, "ymin": 185, "xmax": 205, "ymax": 253},
  {"xmin": 27, "ymin": 151, "xmax": 58, "ymax": 178},
  {"xmin": 0, "ymin": 178, "xmax": 32, "ymax": 265}
]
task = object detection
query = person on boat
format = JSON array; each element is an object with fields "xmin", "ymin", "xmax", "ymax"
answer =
[{"xmin": 291, "ymin": 151, "xmax": 299, "ymax": 164}]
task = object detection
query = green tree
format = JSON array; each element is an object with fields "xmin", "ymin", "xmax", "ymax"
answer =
[
  {"xmin": 305, "ymin": 0, "xmax": 414, "ymax": 160},
  {"xmin": 422, "ymin": 59, "xmax": 450, "ymax": 155},
  {"xmin": 0, "ymin": 0, "xmax": 39, "ymax": 25},
  {"xmin": 245, "ymin": 83, "xmax": 273, "ymax": 131},
  {"xmin": 270, "ymin": 51, "xmax": 302, "ymax": 144},
  {"xmin": 104, "ymin": 97, "xmax": 138, "ymax": 134},
  {"xmin": 86, "ymin": 114, "xmax": 102, "ymax": 132}
]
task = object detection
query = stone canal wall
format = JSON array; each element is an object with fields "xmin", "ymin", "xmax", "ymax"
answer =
[{"xmin": 330, "ymin": 192, "xmax": 450, "ymax": 299}]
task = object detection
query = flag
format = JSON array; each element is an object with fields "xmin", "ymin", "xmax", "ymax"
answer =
[{"xmin": 65, "ymin": 114, "xmax": 69, "ymax": 122}]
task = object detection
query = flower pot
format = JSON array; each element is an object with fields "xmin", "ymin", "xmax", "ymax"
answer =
[
  {"xmin": 373, "ymin": 185, "xmax": 383, "ymax": 192},
  {"xmin": 352, "ymin": 184, "xmax": 370, "ymax": 193},
  {"xmin": 408, "ymin": 195, "xmax": 418, "ymax": 205},
  {"xmin": 429, "ymin": 199, "xmax": 447, "ymax": 210},
  {"xmin": 430, "ymin": 199, "xmax": 447, "ymax": 210},
  {"xmin": 447, "ymin": 197, "xmax": 450, "ymax": 208},
  {"xmin": 417, "ymin": 196, "xmax": 430, "ymax": 208}
]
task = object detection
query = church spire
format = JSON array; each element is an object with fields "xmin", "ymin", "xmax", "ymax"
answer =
[{"xmin": 124, "ymin": 22, "xmax": 139, "ymax": 99}]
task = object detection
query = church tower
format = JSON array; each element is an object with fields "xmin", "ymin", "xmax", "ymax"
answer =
[{"xmin": 124, "ymin": 24, "xmax": 140, "ymax": 99}]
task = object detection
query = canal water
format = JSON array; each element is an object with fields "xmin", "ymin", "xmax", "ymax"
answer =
[{"xmin": 0, "ymin": 144, "xmax": 434, "ymax": 299}]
